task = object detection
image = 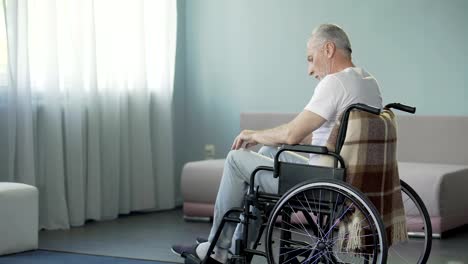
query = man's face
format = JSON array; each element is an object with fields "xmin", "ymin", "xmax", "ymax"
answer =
[{"xmin": 306, "ymin": 38, "xmax": 328, "ymax": 80}]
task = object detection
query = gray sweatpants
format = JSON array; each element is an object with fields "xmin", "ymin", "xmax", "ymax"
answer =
[{"xmin": 207, "ymin": 146, "xmax": 309, "ymax": 251}]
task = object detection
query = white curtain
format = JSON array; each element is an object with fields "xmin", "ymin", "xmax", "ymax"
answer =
[{"xmin": 2, "ymin": 0, "xmax": 177, "ymax": 229}]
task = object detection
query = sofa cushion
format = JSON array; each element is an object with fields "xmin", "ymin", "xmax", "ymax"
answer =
[
  {"xmin": 398, "ymin": 162, "xmax": 468, "ymax": 234},
  {"xmin": 398, "ymin": 162, "xmax": 468, "ymax": 216},
  {"xmin": 181, "ymin": 159, "xmax": 225, "ymax": 204}
]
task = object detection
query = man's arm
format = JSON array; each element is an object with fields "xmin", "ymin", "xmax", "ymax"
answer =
[
  {"xmin": 231, "ymin": 110, "xmax": 326, "ymax": 150},
  {"xmin": 300, "ymin": 133, "xmax": 313, "ymax": 145}
]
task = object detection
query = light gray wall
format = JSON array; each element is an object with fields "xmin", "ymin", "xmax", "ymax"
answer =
[{"xmin": 175, "ymin": 0, "xmax": 468, "ymax": 173}]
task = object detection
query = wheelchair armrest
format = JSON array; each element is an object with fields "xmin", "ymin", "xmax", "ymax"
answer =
[
  {"xmin": 273, "ymin": 144, "xmax": 345, "ymax": 177},
  {"xmin": 249, "ymin": 166, "xmax": 274, "ymax": 195},
  {"xmin": 274, "ymin": 144, "xmax": 328, "ymax": 168},
  {"xmin": 278, "ymin": 144, "xmax": 328, "ymax": 155}
]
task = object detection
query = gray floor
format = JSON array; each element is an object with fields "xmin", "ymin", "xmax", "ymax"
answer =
[
  {"xmin": 39, "ymin": 208, "xmax": 468, "ymax": 264},
  {"xmin": 39, "ymin": 209, "xmax": 208, "ymax": 263}
]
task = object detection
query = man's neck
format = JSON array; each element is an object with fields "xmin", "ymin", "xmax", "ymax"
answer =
[{"xmin": 331, "ymin": 60, "xmax": 355, "ymax": 74}]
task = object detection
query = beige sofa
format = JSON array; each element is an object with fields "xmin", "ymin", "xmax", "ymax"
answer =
[{"xmin": 181, "ymin": 113, "xmax": 468, "ymax": 237}]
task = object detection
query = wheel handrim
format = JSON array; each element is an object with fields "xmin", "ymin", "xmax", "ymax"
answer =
[{"xmin": 265, "ymin": 181, "xmax": 386, "ymax": 264}]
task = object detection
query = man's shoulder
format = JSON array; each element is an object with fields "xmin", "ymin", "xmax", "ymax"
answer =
[
  {"xmin": 329, "ymin": 67, "xmax": 377, "ymax": 86},
  {"xmin": 319, "ymin": 73, "xmax": 341, "ymax": 85},
  {"xmin": 333, "ymin": 67, "xmax": 371, "ymax": 79},
  {"xmin": 318, "ymin": 74, "xmax": 344, "ymax": 90}
]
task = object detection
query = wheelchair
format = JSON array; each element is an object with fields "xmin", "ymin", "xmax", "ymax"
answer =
[{"xmin": 186, "ymin": 103, "xmax": 432, "ymax": 264}]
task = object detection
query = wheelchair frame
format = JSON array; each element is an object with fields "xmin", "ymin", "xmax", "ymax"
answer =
[{"xmin": 186, "ymin": 103, "xmax": 431, "ymax": 264}]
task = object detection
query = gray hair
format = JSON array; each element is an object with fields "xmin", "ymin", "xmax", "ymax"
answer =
[{"xmin": 311, "ymin": 24, "xmax": 352, "ymax": 56}]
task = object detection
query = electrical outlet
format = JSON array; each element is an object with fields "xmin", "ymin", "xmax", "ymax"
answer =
[{"xmin": 204, "ymin": 144, "xmax": 215, "ymax": 160}]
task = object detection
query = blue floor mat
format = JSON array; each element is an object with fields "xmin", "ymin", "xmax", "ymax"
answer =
[{"xmin": 0, "ymin": 250, "xmax": 176, "ymax": 264}]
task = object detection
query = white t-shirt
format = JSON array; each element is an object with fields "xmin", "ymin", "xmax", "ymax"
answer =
[{"xmin": 304, "ymin": 67, "xmax": 382, "ymax": 164}]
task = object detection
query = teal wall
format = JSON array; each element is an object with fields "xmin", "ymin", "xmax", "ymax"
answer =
[
  {"xmin": 173, "ymin": 0, "xmax": 186, "ymax": 202},
  {"xmin": 175, "ymin": 0, "xmax": 468, "ymax": 172}
]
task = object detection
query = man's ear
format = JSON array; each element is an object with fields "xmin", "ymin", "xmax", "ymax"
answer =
[{"xmin": 325, "ymin": 42, "xmax": 336, "ymax": 58}]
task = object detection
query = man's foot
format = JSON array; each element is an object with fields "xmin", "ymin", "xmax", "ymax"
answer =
[
  {"xmin": 195, "ymin": 237, "xmax": 233, "ymax": 255},
  {"xmin": 171, "ymin": 242, "xmax": 226, "ymax": 264},
  {"xmin": 171, "ymin": 243, "xmax": 199, "ymax": 258}
]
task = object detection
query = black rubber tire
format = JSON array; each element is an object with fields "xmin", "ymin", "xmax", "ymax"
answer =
[{"xmin": 394, "ymin": 180, "xmax": 432, "ymax": 264}]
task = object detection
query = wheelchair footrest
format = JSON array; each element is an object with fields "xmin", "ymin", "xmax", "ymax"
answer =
[
  {"xmin": 184, "ymin": 254, "xmax": 225, "ymax": 264},
  {"xmin": 184, "ymin": 254, "xmax": 201, "ymax": 264}
]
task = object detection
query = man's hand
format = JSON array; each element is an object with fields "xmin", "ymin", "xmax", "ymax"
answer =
[{"xmin": 231, "ymin": 130, "xmax": 258, "ymax": 150}]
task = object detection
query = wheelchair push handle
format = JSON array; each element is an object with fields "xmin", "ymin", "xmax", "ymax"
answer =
[
  {"xmin": 385, "ymin": 103, "xmax": 416, "ymax": 114},
  {"xmin": 352, "ymin": 103, "xmax": 381, "ymax": 115}
]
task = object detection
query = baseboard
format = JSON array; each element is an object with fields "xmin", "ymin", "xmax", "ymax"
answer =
[{"xmin": 183, "ymin": 215, "xmax": 212, "ymax": 222}]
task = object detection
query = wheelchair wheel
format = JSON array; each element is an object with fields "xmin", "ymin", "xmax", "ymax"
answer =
[
  {"xmin": 387, "ymin": 180, "xmax": 432, "ymax": 264},
  {"xmin": 265, "ymin": 179, "xmax": 387, "ymax": 264}
]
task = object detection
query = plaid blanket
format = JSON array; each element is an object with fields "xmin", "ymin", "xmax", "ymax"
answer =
[{"xmin": 320, "ymin": 109, "xmax": 408, "ymax": 249}]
